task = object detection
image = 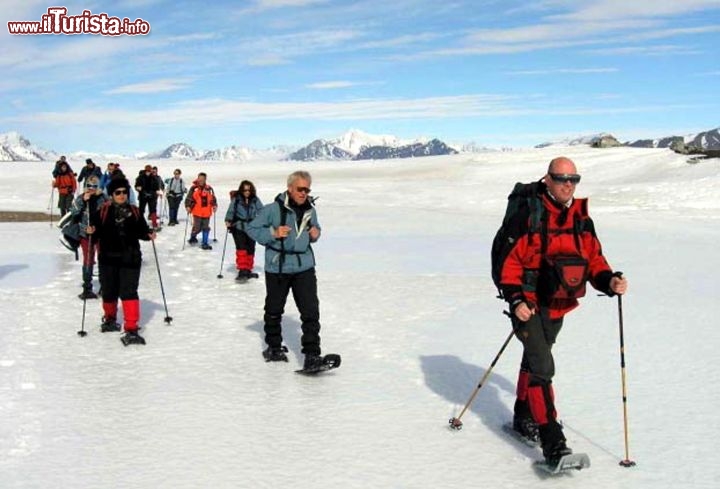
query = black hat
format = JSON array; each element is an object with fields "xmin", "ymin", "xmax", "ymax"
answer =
[
  {"xmin": 86, "ymin": 158, "xmax": 94, "ymax": 165},
  {"xmin": 107, "ymin": 177, "xmax": 130, "ymax": 196}
]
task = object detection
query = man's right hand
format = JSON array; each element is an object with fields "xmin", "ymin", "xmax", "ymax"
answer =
[{"xmin": 514, "ymin": 302, "xmax": 536, "ymax": 322}]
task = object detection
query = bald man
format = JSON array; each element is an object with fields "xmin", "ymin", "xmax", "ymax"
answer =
[{"xmin": 498, "ymin": 156, "xmax": 628, "ymax": 466}]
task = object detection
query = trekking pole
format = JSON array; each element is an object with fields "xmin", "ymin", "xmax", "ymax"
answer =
[
  {"xmin": 77, "ymin": 208, "xmax": 91, "ymax": 337},
  {"xmin": 616, "ymin": 282, "xmax": 636, "ymax": 467},
  {"xmin": 213, "ymin": 211, "xmax": 218, "ymax": 242},
  {"xmin": 49, "ymin": 187, "xmax": 55, "ymax": 228},
  {"xmin": 151, "ymin": 239, "xmax": 173, "ymax": 324},
  {"xmin": 217, "ymin": 227, "xmax": 230, "ymax": 279},
  {"xmin": 182, "ymin": 212, "xmax": 190, "ymax": 251},
  {"xmin": 449, "ymin": 323, "xmax": 515, "ymax": 430}
]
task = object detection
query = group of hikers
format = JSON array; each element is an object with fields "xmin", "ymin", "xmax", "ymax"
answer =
[{"xmin": 52, "ymin": 155, "xmax": 630, "ymax": 465}]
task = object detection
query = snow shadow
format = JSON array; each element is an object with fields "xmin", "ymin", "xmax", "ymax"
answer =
[
  {"xmin": 140, "ymin": 298, "xmax": 170, "ymax": 327},
  {"xmin": 420, "ymin": 354, "xmax": 540, "ymax": 458},
  {"xmin": 0, "ymin": 264, "xmax": 29, "ymax": 281},
  {"xmin": 245, "ymin": 317, "xmax": 304, "ymax": 363}
]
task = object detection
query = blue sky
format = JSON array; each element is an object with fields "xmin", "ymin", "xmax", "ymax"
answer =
[{"xmin": 1, "ymin": 0, "xmax": 719, "ymax": 154}]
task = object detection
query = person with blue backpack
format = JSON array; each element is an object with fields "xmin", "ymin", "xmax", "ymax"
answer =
[{"xmin": 495, "ymin": 156, "xmax": 628, "ymax": 467}]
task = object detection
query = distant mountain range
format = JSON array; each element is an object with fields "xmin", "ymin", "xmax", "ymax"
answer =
[
  {"xmin": 286, "ymin": 129, "xmax": 458, "ymax": 161},
  {"xmin": 2, "ymin": 127, "xmax": 718, "ymax": 162},
  {"xmin": 536, "ymin": 128, "xmax": 720, "ymax": 150}
]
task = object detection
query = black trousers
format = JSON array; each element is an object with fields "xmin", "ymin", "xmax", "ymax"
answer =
[
  {"xmin": 99, "ymin": 263, "xmax": 140, "ymax": 302},
  {"xmin": 263, "ymin": 268, "xmax": 321, "ymax": 356},
  {"xmin": 138, "ymin": 195, "xmax": 157, "ymax": 218},
  {"xmin": 513, "ymin": 312, "xmax": 563, "ymax": 384},
  {"xmin": 231, "ymin": 228, "xmax": 256, "ymax": 254}
]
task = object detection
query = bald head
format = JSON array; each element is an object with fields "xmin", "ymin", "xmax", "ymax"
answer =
[{"xmin": 548, "ymin": 157, "xmax": 577, "ymax": 175}]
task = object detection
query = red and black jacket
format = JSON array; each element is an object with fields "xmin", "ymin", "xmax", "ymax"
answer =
[{"xmin": 500, "ymin": 186, "xmax": 615, "ymax": 319}]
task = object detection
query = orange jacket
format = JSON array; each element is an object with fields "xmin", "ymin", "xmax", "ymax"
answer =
[
  {"xmin": 185, "ymin": 183, "xmax": 217, "ymax": 218},
  {"xmin": 54, "ymin": 173, "xmax": 77, "ymax": 196}
]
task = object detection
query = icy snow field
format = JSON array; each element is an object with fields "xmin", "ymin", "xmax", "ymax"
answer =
[{"xmin": 1, "ymin": 147, "xmax": 719, "ymax": 488}]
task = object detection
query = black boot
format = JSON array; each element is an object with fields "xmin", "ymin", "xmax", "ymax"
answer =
[
  {"xmin": 302, "ymin": 353, "xmax": 325, "ymax": 372},
  {"xmin": 263, "ymin": 345, "xmax": 289, "ymax": 362},
  {"xmin": 236, "ymin": 270, "xmax": 250, "ymax": 281},
  {"xmin": 100, "ymin": 316, "xmax": 121, "ymax": 332},
  {"xmin": 512, "ymin": 398, "xmax": 539, "ymax": 443},
  {"xmin": 540, "ymin": 422, "xmax": 572, "ymax": 466}
]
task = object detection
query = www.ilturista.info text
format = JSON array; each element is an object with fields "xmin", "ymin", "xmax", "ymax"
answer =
[{"xmin": 7, "ymin": 7, "xmax": 150, "ymax": 36}]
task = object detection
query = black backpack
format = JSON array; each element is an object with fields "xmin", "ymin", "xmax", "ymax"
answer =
[{"xmin": 490, "ymin": 181, "xmax": 545, "ymax": 299}]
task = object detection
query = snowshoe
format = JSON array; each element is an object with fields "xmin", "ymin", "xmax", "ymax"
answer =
[
  {"xmin": 263, "ymin": 345, "xmax": 289, "ymax": 362},
  {"xmin": 295, "ymin": 353, "xmax": 341, "ymax": 375},
  {"xmin": 100, "ymin": 318, "xmax": 121, "ymax": 333},
  {"xmin": 536, "ymin": 453, "xmax": 590, "ymax": 474},
  {"xmin": 121, "ymin": 331, "xmax": 146, "ymax": 346}
]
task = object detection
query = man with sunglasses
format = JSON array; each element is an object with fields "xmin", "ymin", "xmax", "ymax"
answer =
[
  {"xmin": 246, "ymin": 171, "xmax": 330, "ymax": 371},
  {"xmin": 498, "ymin": 156, "xmax": 628, "ymax": 467},
  {"xmin": 164, "ymin": 168, "xmax": 186, "ymax": 226}
]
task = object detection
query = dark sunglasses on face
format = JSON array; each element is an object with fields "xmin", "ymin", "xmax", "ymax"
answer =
[
  {"xmin": 295, "ymin": 187, "xmax": 311, "ymax": 194},
  {"xmin": 549, "ymin": 173, "xmax": 581, "ymax": 184},
  {"xmin": 113, "ymin": 189, "xmax": 128, "ymax": 196},
  {"xmin": 86, "ymin": 184, "xmax": 99, "ymax": 190}
]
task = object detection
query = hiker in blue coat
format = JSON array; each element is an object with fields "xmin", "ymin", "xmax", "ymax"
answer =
[
  {"xmin": 224, "ymin": 180, "xmax": 263, "ymax": 281},
  {"xmin": 245, "ymin": 170, "xmax": 324, "ymax": 369}
]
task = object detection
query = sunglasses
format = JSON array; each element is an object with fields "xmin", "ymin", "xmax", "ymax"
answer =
[
  {"xmin": 295, "ymin": 187, "xmax": 311, "ymax": 194},
  {"xmin": 549, "ymin": 173, "xmax": 581, "ymax": 184},
  {"xmin": 113, "ymin": 189, "xmax": 128, "ymax": 196},
  {"xmin": 86, "ymin": 184, "xmax": 99, "ymax": 190}
]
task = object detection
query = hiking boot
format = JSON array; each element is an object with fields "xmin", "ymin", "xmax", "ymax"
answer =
[
  {"xmin": 263, "ymin": 345, "xmax": 289, "ymax": 362},
  {"xmin": 188, "ymin": 236, "xmax": 198, "ymax": 244},
  {"xmin": 542, "ymin": 439, "xmax": 573, "ymax": 467},
  {"xmin": 201, "ymin": 243, "xmax": 213, "ymax": 250},
  {"xmin": 512, "ymin": 415, "xmax": 539, "ymax": 443},
  {"xmin": 302, "ymin": 354, "xmax": 325, "ymax": 372},
  {"xmin": 236, "ymin": 270, "xmax": 250, "ymax": 281},
  {"xmin": 78, "ymin": 289, "xmax": 98, "ymax": 300},
  {"xmin": 100, "ymin": 317, "xmax": 121, "ymax": 332}
]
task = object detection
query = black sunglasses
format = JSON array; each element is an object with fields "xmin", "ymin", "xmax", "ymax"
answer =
[
  {"xmin": 295, "ymin": 187, "xmax": 311, "ymax": 194},
  {"xmin": 113, "ymin": 189, "xmax": 128, "ymax": 196},
  {"xmin": 86, "ymin": 184, "xmax": 99, "ymax": 189},
  {"xmin": 549, "ymin": 173, "xmax": 581, "ymax": 184}
]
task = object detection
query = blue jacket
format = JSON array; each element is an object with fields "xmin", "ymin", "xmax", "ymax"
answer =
[
  {"xmin": 99, "ymin": 172, "xmax": 113, "ymax": 190},
  {"xmin": 224, "ymin": 194, "xmax": 263, "ymax": 232},
  {"xmin": 246, "ymin": 192, "xmax": 320, "ymax": 274}
]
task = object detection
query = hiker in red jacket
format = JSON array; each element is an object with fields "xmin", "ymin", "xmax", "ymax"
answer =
[
  {"xmin": 498, "ymin": 156, "xmax": 628, "ymax": 466},
  {"xmin": 52, "ymin": 162, "xmax": 77, "ymax": 217}
]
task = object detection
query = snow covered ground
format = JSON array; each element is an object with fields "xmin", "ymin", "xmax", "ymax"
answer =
[{"xmin": 1, "ymin": 147, "xmax": 719, "ymax": 488}]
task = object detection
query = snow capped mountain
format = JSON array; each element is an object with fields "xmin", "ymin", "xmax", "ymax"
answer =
[
  {"xmin": 355, "ymin": 139, "xmax": 458, "ymax": 160},
  {"xmin": 0, "ymin": 132, "xmax": 56, "ymax": 161},
  {"xmin": 628, "ymin": 127, "xmax": 720, "ymax": 150},
  {"xmin": 288, "ymin": 129, "xmax": 458, "ymax": 161},
  {"xmin": 334, "ymin": 128, "xmax": 405, "ymax": 155},
  {"xmin": 535, "ymin": 133, "xmax": 613, "ymax": 148},
  {"xmin": 145, "ymin": 142, "xmax": 203, "ymax": 160}
]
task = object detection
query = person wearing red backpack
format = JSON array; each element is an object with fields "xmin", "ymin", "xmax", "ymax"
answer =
[
  {"xmin": 498, "ymin": 156, "xmax": 628, "ymax": 466},
  {"xmin": 86, "ymin": 177, "xmax": 156, "ymax": 345}
]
